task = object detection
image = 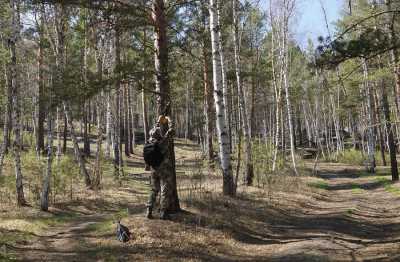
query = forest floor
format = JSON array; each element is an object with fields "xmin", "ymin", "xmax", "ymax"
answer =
[{"xmin": 1, "ymin": 140, "xmax": 400, "ymax": 261}]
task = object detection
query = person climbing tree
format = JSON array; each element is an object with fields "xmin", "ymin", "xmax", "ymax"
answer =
[{"xmin": 144, "ymin": 115, "xmax": 174, "ymax": 220}]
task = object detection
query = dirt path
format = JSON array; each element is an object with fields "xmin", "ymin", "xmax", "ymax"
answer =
[
  {"xmin": 6, "ymin": 164, "xmax": 400, "ymax": 261},
  {"xmin": 257, "ymin": 168, "xmax": 400, "ymax": 261}
]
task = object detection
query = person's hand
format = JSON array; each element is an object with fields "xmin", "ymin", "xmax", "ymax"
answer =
[{"xmin": 166, "ymin": 128, "xmax": 175, "ymax": 137}]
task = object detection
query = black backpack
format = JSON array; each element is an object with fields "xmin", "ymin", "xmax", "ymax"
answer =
[
  {"xmin": 143, "ymin": 142, "xmax": 164, "ymax": 168},
  {"xmin": 116, "ymin": 221, "xmax": 131, "ymax": 243}
]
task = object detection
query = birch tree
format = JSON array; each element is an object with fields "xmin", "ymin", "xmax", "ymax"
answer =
[
  {"xmin": 9, "ymin": 0, "xmax": 26, "ymax": 205},
  {"xmin": 209, "ymin": 0, "xmax": 235, "ymax": 196}
]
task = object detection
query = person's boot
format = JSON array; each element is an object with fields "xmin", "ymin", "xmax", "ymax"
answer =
[
  {"xmin": 159, "ymin": 210, "xmax": 170, "ymax": 220},
  {"xmin": 146, "ymin": 206, "xmax": 153, "ymax": 219}
]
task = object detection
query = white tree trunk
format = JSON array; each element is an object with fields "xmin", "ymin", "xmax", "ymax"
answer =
[
  {"xmin": 217, "ymin": 2, "xmax": 230, "ymax": 127},
  {"xmin": 41, "ymin": 111, "xmax": 53, "ymax": 211},
  {"xmin": 362, "ymin": 59, "xmax": 376, "ymax": 173},
  {"xmin": 105, "ymin": 94, "xmax": 112, "ymax": 158},
  {"xmin": 209, "ymin": 0, "xmax": 235, "ymax": 195},
  {"xmin": 282, "ymin": 39, "xmax": 297, "ymax": 174},
  {"xmin": 56, "ymin": 107, "xmax": 62, "ymax": 163}
]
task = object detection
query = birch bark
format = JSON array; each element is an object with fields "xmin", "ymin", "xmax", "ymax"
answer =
[{"xmin": 209, "ymin": 0, "xmax": 235, "ymax": 195}]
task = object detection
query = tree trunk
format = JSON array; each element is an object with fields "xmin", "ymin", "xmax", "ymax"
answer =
[
  {"xmin": 62, "ymin": 112, "xmax": 67, "ymax": 153},
  {"xmin": 63, "ymin": 103, "xmax": 92, "ymax": 186},
  {"xmin": 54, "ymin": 3, "xmax": 91, "ymax": 187},
  {"xmin": 152, "ymin": 0, "xmax": 181, "ymax": 211},
  {"xmin": 105, "ymin": 93, "xmax": 112, "ymax": 157},
  {"xmin": 83, "ymin": 14, "xmax": 90, "ymax": 157},
  {"xmin": 232, "ymin": 0, "xmax": 254, "ymax": 185},
  {"xmin": 209, "ymin": 0, "xmax": 235, "ymax": 196},
  {"xmin": 128, "ymin": 86, "xmax": 135, "ymax": 153},
  {"xmin": 185, "ymin": 79, "xmax": 191, "ymax": 141},
  {"xmin": 217, "ymin": 0, "xmax": 231, "ymax": 152},
  {"xmin": 40, "ymin": 111, "xmax": 53, "ymax": 211},
  {"xmin": 0, "ymin": 52, "xmax": 13, "ymax": 177},
  {"xmin": 362, "ymin": 59, "xmax": 376, "ymax": 173},
  {"xmin": 9, "ymin": 0, "xmax": 26, "ymax": 206},
  {"xmin": 124, "ymin": 84, "xmax": 131, "ymax": 156},
  {"xmin": 373, "ymin": 87, "xmax": 387, "ymax": 166},
  {"xmin": 36, "ymin": 5, "xmax": 45, "ymax": 154},
  {"xmin": 56, "ymin": 107, "xmax": 62, "ymax": 163},
  {"xmin": 141, "ymin": 29, "xmax": 150, "ymax": 143},
  {"xmin": 113, "ymin": 25, "xmax": 123, "ymax": 178},
  {"xmin": 281, "ymin": 3, "xmax": 297, "ymax": 175},
  {"xmin": 202, "ymin": 8, "xmax": 214, "ymax": 162}
]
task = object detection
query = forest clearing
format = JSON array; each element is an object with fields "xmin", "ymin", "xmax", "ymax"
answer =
[{"xmin": 1, "ymin": 0, "xmax": 400, "ymax": 261}]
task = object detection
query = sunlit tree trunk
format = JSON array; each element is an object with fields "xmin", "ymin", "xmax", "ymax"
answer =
[
  {"xmin": 217, "ymin": 0, "xmax": 231, "ymax": 152},
  {"xmin": 56, "ymin": 107, "xmax": 62, "ymax": 163},
  {"xmin": 270, "ymin": 5, "xmax": 282, "ymax": 172},
  {"xmin": 209, "ymin": 0, "xmax": 235, "ymax": 195},
  {"xmin": 281, "ymin": 0, "xmax": 297, "ymax": 174},
  {"xmin": 141, "ymin": 28, "xmax": 150, "ymax": 143},
  {"xmin": 105, "ymin": 93, "xmax": 111, "ymax": 158}
]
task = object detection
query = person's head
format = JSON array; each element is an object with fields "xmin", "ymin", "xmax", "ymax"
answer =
[{"xmin": 157, "ymin": 115, "xmax": 169, "ymax": 125}]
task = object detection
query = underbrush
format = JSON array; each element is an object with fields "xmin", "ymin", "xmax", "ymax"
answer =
[
  {"xmin": 323, "ymin": 148, "xmax": 389, "ymax": 166},
  {"xmin": 181, "ymin": 148, "xmax": 308, "ymax": 211},
  {"xmin": 0, "ymin": 148, "xmax": 115, "ymax": 207}
]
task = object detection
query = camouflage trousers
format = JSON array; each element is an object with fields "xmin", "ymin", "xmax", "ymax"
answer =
[{"xmin": 146, "ymin": 162, "xmax": 173, "ymax": 212}]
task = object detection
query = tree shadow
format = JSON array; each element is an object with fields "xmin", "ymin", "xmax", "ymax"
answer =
[{"xmin": 175, "ymin": 190, "xmax": 400, "ymax": 251}]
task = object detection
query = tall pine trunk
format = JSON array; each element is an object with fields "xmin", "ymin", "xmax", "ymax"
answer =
[{"xmin": 152, "ymin": 0, "xmax": 180, "ymax": 211}]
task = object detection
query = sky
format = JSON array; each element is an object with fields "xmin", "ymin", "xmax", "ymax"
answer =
[
  {"xmin": 295, "ymin": 0, "xmax": 344, "ymax": 47},
  {"xmin": 261, "ymin": 0, "xmax": 344, "ymax": 48}
]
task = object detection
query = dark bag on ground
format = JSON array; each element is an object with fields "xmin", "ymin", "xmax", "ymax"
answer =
[
  {"xmin": 143, "ymin": 142, "xmax": 164, "ymax": 168},
  {"xmin": 116, "ymin": 221, "xmax": 131, "ymax": 243}
]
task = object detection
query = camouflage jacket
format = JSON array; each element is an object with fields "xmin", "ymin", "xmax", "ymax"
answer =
[{"xmin": 148, "ymin": 116, "xmax": 174, "ymax": 156}]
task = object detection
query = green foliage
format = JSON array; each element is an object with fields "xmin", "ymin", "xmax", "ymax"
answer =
[
  {"xmin": 336, "ymin": 148, "xmax": 365, "ymax": 165},
  {"xmin": 252, "ymin": 140, "xmax": 275, "ymax": 174},
  {"xmin": 374, "ymin": 177, "xmax": 400, "ymax": 196},
  {"xmin": 308, "ymin": 181, "xmax": 329, "ymax": 190},
  {"xmin": 53, "ymin": 154, "xmax": 80, "ymax": 200},
  {"xmin": 326, "ymin": 148, "xmax": 389, "ymax": 166},
  {"xmin": 21, "ymin": 150, "xmax": 46, "ymax": 201}
]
